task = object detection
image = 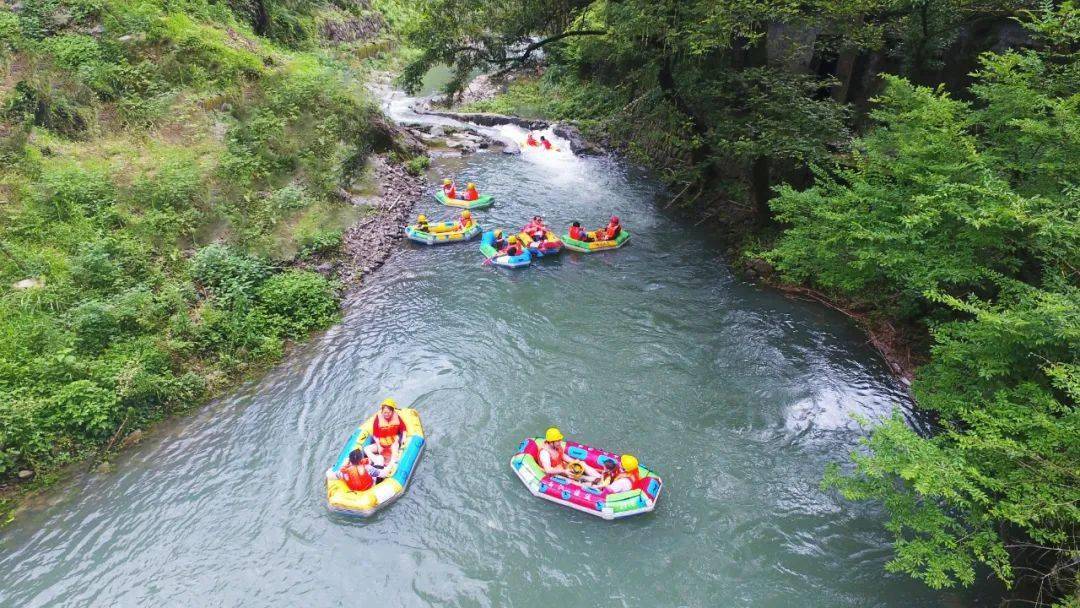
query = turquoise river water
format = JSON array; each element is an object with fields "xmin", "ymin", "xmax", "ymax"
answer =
[{"xmin": 0, "ymin": 122, "xmax": 1002, "ymax": 607}]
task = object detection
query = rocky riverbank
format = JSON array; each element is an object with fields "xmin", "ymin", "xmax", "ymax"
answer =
[{"xmin": 337, "ymin": 156, "xmax": 425, "ymax": 289}]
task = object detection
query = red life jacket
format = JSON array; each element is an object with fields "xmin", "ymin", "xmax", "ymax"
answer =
[
  {"xmin": 444, "ymin": 184, "xmax": 457, "ymax": 199},
  {"xmin": 605, "ymin": 223, "xmax": 621, "ymax": 240},
  {"xmin": 373, "ymin": 413, "xmax": 406, "ymax": 457},
  {"xmin": 540, "ymin": 444, "xmax": 564, "ymax": 470},
  {"xmin": 464, "ymin": 188, "xmax": 479, "ymax": 201},
  {"xmin": 340, "ymin": 463, "xmax": 373, "ymax": 491},
  {"xmin": 541, "ymin": 139, "xmax": 552, "ymax": 150},
  {"xmin": 569, "ymin": 226, "xmax": 586, "ymax": 240},
  {"xmin": 526, "ymin": 134, "xmax": 537, "ymax": 146}
]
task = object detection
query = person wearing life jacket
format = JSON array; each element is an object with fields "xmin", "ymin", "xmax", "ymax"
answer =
[
  {"xmin": 463, "ymin": 183, "xmax": 480, "ymax": 201},
  {"xmin": 525, "ymin": 132, "xmax": 538, "ymax": 147},
  {"xmin": 442, "ymin": 178, "xmax": 457, "ymax": 199},
  {"xmin": 337, "ymin": 449, "xmax": 374, "ymax": 492},
  {"xmin": 538, "ymin": 427, "xmax": 569, "ymax": 475},
  {"xmin": 529, "ymin": 216, "xmax": 546, "ymax": 241},
  {"xmin": 592, "ymin": 459, "xmax": 619, "ymax": 488},
  {"xmin": 601, "ymin": 216, "xmax": 621, "ymax": 240},
  {"xmin": 607, "ymin": 454, "xmax": 645, "ymax": 493},
  {"xmin": 492, "ymin": 229, "xmax": 508, "ymax": 251},
  {"xmin": 416, "ymin": 214, "xmax": 429, "ymax": 233},
  {"xmin": 539, "ymin": 135, "xmax": 552, "ymax": 150},
  {"xmin": 365, "ymin": 398, "xmax": 409, "ymax": 463},
  {"xmin": 569, "ymin": 221, "xmax": 591, "ymax": 242},
  {"xmin": 503, "ymin": 235, "xmax": 524, "ymax": 257},
  {"xmin": 458, "ymin": 210, "xmax": 473, "ymax": 230}
]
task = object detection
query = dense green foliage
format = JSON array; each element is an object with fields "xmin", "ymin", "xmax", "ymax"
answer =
[
  {"xmin": 400, "ymin": 0, "xmax": 1027, "ymax": 215},
  {"xmin": 396, "ymin": 0, "xmax": 1079, "ymax": 600},
  {"xmin": 0, "ymin": 0, "xmax": 406, "ymax": 483},
  {"xmin": 765, "ymin": 6, "xmax": 1080, "ymax": 599}
]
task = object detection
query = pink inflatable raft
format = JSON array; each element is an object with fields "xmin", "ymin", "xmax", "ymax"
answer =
[{"xmin": 510, "ymin": 438, "xmax": 662, "ymax": 520}]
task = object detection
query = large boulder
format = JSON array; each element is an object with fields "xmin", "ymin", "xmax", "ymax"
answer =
[{"xmin": 552, "ymin": 123, "xmax": 604, "ymax": 156}]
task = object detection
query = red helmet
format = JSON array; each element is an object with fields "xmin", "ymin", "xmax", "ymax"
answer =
[{"xmin": 611, "ymin": 216, "xmax": 620, "ymax": 224}]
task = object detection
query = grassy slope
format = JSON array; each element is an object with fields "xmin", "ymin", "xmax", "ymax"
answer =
[{"xmin": 0, "ymin": 0, "xmax": 415, "ymax": 499}]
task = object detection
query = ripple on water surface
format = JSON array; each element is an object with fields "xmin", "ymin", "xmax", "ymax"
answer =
[{"xmin": 0, "ymin": 152, "xmax": 996, "ymax": 608}]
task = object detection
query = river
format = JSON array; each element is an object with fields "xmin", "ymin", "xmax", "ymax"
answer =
[{"xmin": 0, "ymin": 101, "xmax": 1001, "ymax": 607}]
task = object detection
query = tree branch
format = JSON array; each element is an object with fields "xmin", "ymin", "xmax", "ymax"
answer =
[{"xmin": 489, "ymin": 29, "xmax": 607, "ymax": 65}]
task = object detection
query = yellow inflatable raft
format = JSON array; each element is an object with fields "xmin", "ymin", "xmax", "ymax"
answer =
[{"xmin": 326, "ymin": 408, "xmax": 425, "ymax": 516}]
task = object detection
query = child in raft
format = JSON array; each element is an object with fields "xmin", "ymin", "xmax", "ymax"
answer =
[
  {"xmin": 525, "ymin": 216, "xmax": 546, "ymax": 242},
  {"xmin": 569, "ymin": 221, "xmax": 591, "ymax": 242},
  {"xmin": 416, "ymin": 214, "xmax": 430, "ymax": 233},
  {"xmin": 502, "ymin": 235, "xmax": 524, "ymax": 257},
  {"xmin": 442, "ymin": 178, "xmax": 457, "ymax": 199},
  {"xmin": 462, "ymin": 183, "xmax": 480, "ymax": 201},
  {"xmin": 458, "ymin": 210, "xmax": 473, "ymax": 230}
]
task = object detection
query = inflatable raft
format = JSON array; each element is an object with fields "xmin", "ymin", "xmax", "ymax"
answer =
[
  {"xmin": 479, "ymin": 231, "xmax": 532, "ymax": 268},
  {"xmin": 518, "ymin": 229, "xmax": 563, "ymax": 257},
  {"xmin": 562, "ymin": 229, "xmax": 631, "ymax": 253},
  {"xmin": 405, "ymin": 220, "xmax": 481, "ymax": 245},
  {"xmin": 510, "ymin": 438, "xmax": 662, "ymax": 520},
  {"xmin": 326, "ymin": 408, "xmax": 425, "ymax": 517},
  {"xmin": 435, "ymin": 191, "xmax": 494, "ymax": 209}
]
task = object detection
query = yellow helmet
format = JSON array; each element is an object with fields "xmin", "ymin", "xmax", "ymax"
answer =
[
  {"xmin": 466, "ymin": 182, "xmax": 476, "ymax": 189},
  {"xmin": 621, "ymin": 454, "xmax": 638, "ymax": 471},
  {"xmin": 494, "ymin": 229, "xmax": 503, "ymax": 237},
  {"xmin": 545, "ymin": 427, "xmax": 564, "ymax": 442},
  {"xmin": 507, "ymin": 235, "xmax": 519, "ymax": 245},
  {"xmin": 379, "ymin": 398, "xmax": 398, "ymax": 410},
  {"xmin": 442, "ymin": 178, "xmax": 451, "ymax": 185},
  {"xmin": 461, "ymin": 210, "xmax": 471, "ymax": 218},
  {"xmin": 417, "ymin": 214, "xmax": 427, "ymax": 222}
]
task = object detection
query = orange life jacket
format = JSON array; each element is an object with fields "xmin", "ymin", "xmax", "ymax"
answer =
[
  {"xmin": 540, "ymin": 444, "xmax": 564, "ymax": 470},
  {"xmin": 570, "ymin": 226, "xmax": 587, "ymax": 241},
  {"xmin": 340, "ymin": 463, "xmax": 373, "ymax": 491},
  {"xmin": 526, "ymin": 134, "xmax": 537, "ymax": 146},
  {"xmin": 464, "ymin": 188, "xmax": 479, "ymax": 201},
  {"xmin": 373, "ymin": 413, "xmax": 405, "ymax": 447},
  {"xmin": 444, "ymin": 184, "xmax": 457, "ymax": 199}
]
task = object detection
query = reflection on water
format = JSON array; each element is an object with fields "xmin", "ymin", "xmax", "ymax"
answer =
[{"xmin": 0, "ymin": 139, "xmax": 999, "ymax": 608}]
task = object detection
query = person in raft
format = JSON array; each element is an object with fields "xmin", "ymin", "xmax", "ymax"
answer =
[
  {"xmin": 598, "ymin": 215, "xmax": 621, "ymax": 241},
  {"xmin": 538, "ymin": 427, "xmax": 601, "ymax": 481},
  {"xmin": 335, "ymin": 449, "xmax": 375, "ymax": 491},
  {"xmin": 527, "ymin": 216, "xmax": 547, "ymax": 241},
  {"xmin": 492, "ymin": 229, "xmax": 508, "ymax": 251},
  {"xmin": 606, "ymin": 454, "xmax": 644, "ymax": 493},
  {"xmin": 363, "ymin": 398, "xmax": 409, "ymax": 464},
  {"xmin": 442, "ymin": 178, "xmax": 457, "ymax": 199},
  {"xmin": 416, "ymin": 214, "xmax": 430, "ymax": 233},
  {"xmin": 462, "ymin": 182, "xmax": 480, "ymax": 201},
  {"xmin": 539, "ymin": 135, "xmax": 552, "ymax": 150},
  {"xmin": 458, "ymin": 209, "xmax": 473, "ymax": 229},
  {"xmin": 590, "ymin": 459, "xmax": 619, "ymax": 488},
  {"xmin": 502, "ymin": 235, "xmax": 524, "ymax": 257},
  {"xmin": 569, "ymin": 221, "xmax": 592, "ymax": 242},
  {"xmin": 525, "ymin": 132, "xmax": 538, "ymax": 147}
]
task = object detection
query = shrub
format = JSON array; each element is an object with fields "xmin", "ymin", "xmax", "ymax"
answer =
[
  {"xmin": 34, "ymin": 163, "xmax": 117, "ymax": 221},
  {"xmin": 70, "ymin": 300, "xmax": 118, "ymax": 353},
  {"xmin": 191, "ymin": 244, "xmax": 270, "ymax": 303},
  {"xmin": 48, "ymin": 379, "xmax": 119, "ymax": 441},
  {"xmin": 256, "ymin": 270, "xmax": 338, "ymax": 339},
  {"xmin": 404, "ymin": 154, "xmax": 429, "ymax": 176},
  {"xmin": 296, "ymin": 226, "xmax": 342, "ymax": 257}
]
